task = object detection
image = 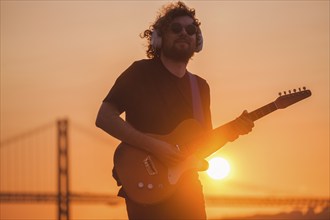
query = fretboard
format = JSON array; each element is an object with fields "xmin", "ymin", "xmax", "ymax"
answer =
[{"xmin": 248, "ymin": 102, "xmax": 278, "ymax": 121}]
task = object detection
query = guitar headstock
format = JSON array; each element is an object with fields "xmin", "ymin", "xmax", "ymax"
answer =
[{"xmin": 275, "ymin": 87, "xmax": 312, "ymax": 109}]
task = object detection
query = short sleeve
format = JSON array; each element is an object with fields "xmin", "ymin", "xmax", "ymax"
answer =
[{"xmin": 103, "ymin": 62, "xmax": 139, "ymax": 113}]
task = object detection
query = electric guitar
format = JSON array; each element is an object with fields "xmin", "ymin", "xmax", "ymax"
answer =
[{"xmin": 114, "ymin": 88, "xmax": 312, "ymax": 205}]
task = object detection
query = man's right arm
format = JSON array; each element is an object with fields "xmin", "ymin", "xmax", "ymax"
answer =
[{"xmin": 95, "ymin": 102, "xmax": 185, "ymax": 166}]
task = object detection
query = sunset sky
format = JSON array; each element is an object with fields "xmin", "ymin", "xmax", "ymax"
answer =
[{"xmin": 1, "ymin": 1, "xmax": 329, "ymax": 219}]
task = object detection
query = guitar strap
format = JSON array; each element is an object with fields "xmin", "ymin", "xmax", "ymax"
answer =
[{"xmin": 188, "ymin": 72, "xmax": 205, "ymax": 125}]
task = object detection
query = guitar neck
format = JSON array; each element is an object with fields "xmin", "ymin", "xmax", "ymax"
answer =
[
  {"xmin": 248, "ymin": 101, "xmax": 278, "ymax": 121},
  {"xmin": 194, "ymin": 88, "xmax": 311, "ymax": 159},
  {"xmin": 194, "ymin": 101, "xmax": 278, "ymax": 159}
]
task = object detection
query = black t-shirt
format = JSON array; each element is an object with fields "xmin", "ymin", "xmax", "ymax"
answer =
[
  {"xmin": 103, "ymin": 57, "xmax": 212, "ymax": 200},
  {"xmin": 103, "ymin": 57, "xmax": 212, "ymax": 134}
]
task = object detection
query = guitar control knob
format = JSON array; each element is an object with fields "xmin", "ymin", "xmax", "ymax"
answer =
[
  {"xmin": 138, "ymin": 182, "xmax": 144, "ymax": 188},
  {"xmin": 147, "ymin": 184, "xmax": 154, "ymax": 189}
]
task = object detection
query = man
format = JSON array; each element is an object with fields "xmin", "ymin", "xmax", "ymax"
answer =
[{"xmin": 96, "ymin": 2, "xmax": 254, "ymax": 219}]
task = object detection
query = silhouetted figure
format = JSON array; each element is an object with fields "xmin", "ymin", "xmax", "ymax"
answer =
[{"xmin": 96, "ymin": 1, "xmax": 254, "ymax": 219}]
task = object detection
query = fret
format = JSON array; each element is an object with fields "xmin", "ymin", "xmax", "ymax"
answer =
[{"xmin": 248, "ymin": 102, "xmax": 277, "ymax": 121}]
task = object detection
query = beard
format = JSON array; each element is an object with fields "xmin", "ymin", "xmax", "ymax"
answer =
[{"xmin": 162, "ymin": 38, "xmax": 195, "ymax": 62}]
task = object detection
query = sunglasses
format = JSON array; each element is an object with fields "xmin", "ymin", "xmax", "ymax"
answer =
[{"xmin": 170, "ymin": 23, "xmax": 197, "ymax": 36}]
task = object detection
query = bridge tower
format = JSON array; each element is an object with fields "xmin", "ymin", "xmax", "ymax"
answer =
[{"xmin": 57, "ymin": 119, "xmax": 70, "ymax": 220}]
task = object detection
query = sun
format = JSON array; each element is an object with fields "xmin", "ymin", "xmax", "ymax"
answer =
[{"xmin": 207, "ymin": 157, "xmax": 231, "ymax": 180}]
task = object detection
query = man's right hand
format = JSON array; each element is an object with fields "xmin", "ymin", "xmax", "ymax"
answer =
[
  {"xmin": 149, "ymin": 139, "xmax": 186, "ymax": 167},
  {"xmin": 96, "ymin": 102, "xmax": 186, "ymax": 167}
]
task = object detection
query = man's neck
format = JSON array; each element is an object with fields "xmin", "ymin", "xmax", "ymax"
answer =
[{"xmin": 160, "ymin": 54, "xmax": 188, "ymax": 78}]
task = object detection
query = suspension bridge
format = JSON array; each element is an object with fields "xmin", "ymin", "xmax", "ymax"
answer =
[{"xmin": 0, "ymin": 119, "xmax": 329, "ymax": 220}]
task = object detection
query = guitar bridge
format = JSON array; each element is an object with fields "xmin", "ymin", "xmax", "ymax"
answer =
[{"xmin": 144, "ymin": 155, "xmax": 158, "ymax": 176}]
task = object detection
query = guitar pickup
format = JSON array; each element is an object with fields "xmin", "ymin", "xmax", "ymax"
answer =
[{"xmin": 144, "ymin": 155, "xmax": 158, "ymax": 176}]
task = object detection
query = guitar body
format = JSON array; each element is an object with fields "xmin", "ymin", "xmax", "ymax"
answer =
[{"xmin": 114, "ymin": 119, "xmax": 208, "ymax": 205}]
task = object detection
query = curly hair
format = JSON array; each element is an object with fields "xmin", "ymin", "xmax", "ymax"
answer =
[{"xmin": 140, "ymin": 1, "xmax": 201, "ymax": 59}]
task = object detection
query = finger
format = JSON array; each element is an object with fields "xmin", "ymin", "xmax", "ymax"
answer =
[
  {"xmin": 167, "ymin": 155, "xmax": 184, "ymax": 166},
  {"xmin": 242, "ymin": 117, "xmax": 254, "ymax": 128},
  {"xmin": 169, "ymin": 147, "xmax": 186, "ymax": 161},
  {"xmin": 240, "ymin": 110, "xmax": 249, "ymax": 117},
  {"xmin": 239, "ymin": 111, "xmax": 254, "ymax": 126},
  {"xmin": 173, "ymin": 151, "xmax": 186, "ymax": 161},
  {"xmin": 236, "ymin": 118, "xmax": 254, "ymax": 133}
]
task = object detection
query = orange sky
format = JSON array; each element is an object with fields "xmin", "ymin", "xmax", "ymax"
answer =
[{"xmin": 1, "ymin": 1, "xmax": 329, "ymax": 219}]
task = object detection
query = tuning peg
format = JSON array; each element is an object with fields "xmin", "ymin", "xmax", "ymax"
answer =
[
  {"xmin": 289, "ymin": 90, "xmax": 292, "ymax": 94},
  {"xmin": 293, "ymin": 89, "xmax": 297, "ymax": 93},
  {"xmin": 279, "ymin": 92, "xmax": 282, "ymax": 96},
  {"xmin": 299, "ymin": 88, "xmax": 302, "ymax": 91},
  {"xmin": 284, "ymin": 91, "xmax": 287, "ymax": 95},
  {"xmin": 303, "ymin": 86, "xmax": 306, "ymax": 90}
]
